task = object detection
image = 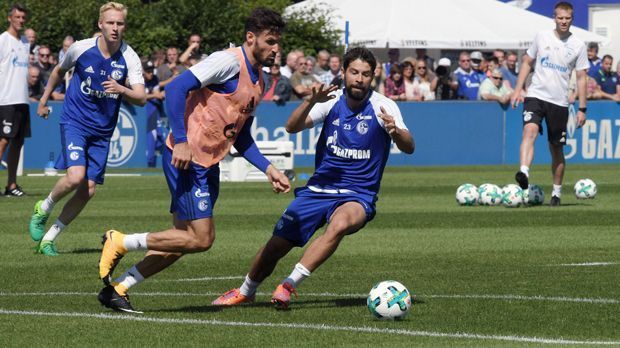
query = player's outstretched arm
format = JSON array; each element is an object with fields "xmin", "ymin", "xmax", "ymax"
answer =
[
  {"xmin": 286, "ymin": 84, "xmax": 338, "ymax": 133},
  {"xmin": 266, "ymin": 164, "xmax": 291, "ymax": 194},
  {"xmin": 37, "ymin": 64, "xmax": 66, "ymax": 119},
  {"xmin": 378, "ymin": 106, "xmax": 414, "ymax": 154}
]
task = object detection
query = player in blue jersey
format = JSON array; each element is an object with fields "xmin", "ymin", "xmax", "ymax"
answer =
[
  {"xmin": 212, "ymin": 47, "xmax": 414, "ymax": 309},
  {"xmin": 28, "ymin": 2, "xmax": 146, "ymax": 256}
]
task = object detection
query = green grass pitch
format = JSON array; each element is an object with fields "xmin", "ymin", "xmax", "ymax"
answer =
[{"xmin": 1, "ymin": 164, "xmax": 618, "ymax": 346}]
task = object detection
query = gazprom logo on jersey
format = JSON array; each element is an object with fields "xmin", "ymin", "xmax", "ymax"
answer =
[
  {"xmin": 540, "ymin": 56, "xmax": 568, "ymax": 73},
  {"xmin": 565, "ymin": 105, "xmax": 620, "ymax": 160},
  {"xmin": 107, "ymin": 108, "xmax": 138, "ymax": 167},
  {"xmin": 81, "ymin": 76, "xmax": 120, "ymax": 99}
]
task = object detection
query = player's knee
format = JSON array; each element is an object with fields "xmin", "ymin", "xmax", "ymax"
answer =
[
  {"xmin": 65, "ymin": 173, "xmax": 85, "ymax": 189},
  {"xmin": 188, "ymin": 233, "xmax": 215, "ymax": 252},
  {"xmin": 326, "ymin": 219, "xmax": 353, "ymax": 239}
]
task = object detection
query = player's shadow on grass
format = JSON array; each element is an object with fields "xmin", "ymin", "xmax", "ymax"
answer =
[{"xmin": 66, "ymin": 248, "xmax": 101, "ymax": 254}]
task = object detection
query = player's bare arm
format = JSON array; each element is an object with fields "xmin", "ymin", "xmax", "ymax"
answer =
[
  {"xmin": 575, "ymin": 69, "xmax": 587, "ymax": 128},
  {"xmin": 37, "ymin": 64, "xmax": 67, "ymax": 119},
  {"xmin": 378, "ymin": 106, "xmax": 414, "ymax": 154},
  {"xmin": 511, "ymin": 55, "xmax": 533, "ymax": 108},
  {"xmin": 265, "ymin": 165, "xmax": 291, "ymax": 194},
  {"xmin": 285, "ymin": 84, "xmax": 338, "ymax": 133},
  {"xmin": 102, "ymin": 77, "xmax": 146, "ymax": 106}
]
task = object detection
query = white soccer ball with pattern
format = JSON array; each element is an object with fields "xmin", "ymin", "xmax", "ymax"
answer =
[
  {"xmin": 574, "ymin": 179, "xmax": 597, "ymax": 199},
  {"xmin": 456, "ymin": 183, "xmax": 478, "ymax": 206},
  {"xmin": 501, "ymin": 184, "xmax": 524, "ymax": 207},
  {"xmin": 367, "ymin": 280, "xmax": 412, "ymax": 320},
  {"xmin": 526, "ymin": 184, "xmax": 545, "ymax": 205},
  {"xmin": 478, "ymin": 183, "xmax": 502, "ymax": 206}
]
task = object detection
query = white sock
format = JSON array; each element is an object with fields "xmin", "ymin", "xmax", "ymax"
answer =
[
  {"xmin": 552, "ymin": 184, "xmax": 562, "ymax": 198},
  {"xmin": 519, "ymin": 165, "xmax": 530, "ymax": 177},
  {"xmin": 114, "ymin": 265, "xmax": 144, "ymax": 291},
  {"xmin": 42, "ymin": 219, "xmax": 66, "ymax": 242},
  {"xmin": 40, "ymin": 194, "xmax": 56, "ymax": 214},
  {"xmin": 123, "ymin": 233, "xmax": 148, "ymax": 251},
  {"xmin": 284, "ymin": 263, "xmax": 311, "ymax": 288},
  {"xmin": 239, "ymin": 274, "xmax": 261, "ymax": 297}
]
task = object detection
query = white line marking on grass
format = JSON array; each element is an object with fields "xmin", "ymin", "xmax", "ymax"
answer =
[
  {"xmin": 0, "ymin": 309, "xmax": 618, "ymax": 345},
  {"xmin": 0, "ymin": 291, "xmax": 617, "ymax": 304},
  {"xmin": 555, "ymin": 262, "xmax": 617, "ymax": 267},
  {"xmin": 154, "ymin": 276, "xmax": 245, "ymax": 282}
]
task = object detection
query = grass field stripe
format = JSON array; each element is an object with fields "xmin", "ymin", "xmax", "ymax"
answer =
[
  {"xmin": 556, "ymin": 262, "xmax": 617, "ymax": 267},
  {"xmin": 0, "ymin": 291, "xmax": 617, "ymax": 304},
  {"xmin": 0, "ymin": 309, "xmax": 618, "ymax": 345}
]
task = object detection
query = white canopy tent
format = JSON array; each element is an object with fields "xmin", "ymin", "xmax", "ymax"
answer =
[{"xmin": 285, "ymin": 0, "xmax": 610, "ymax": 50}]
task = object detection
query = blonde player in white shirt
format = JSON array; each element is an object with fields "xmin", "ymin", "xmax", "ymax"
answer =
[
  {"xmin": 511, "ymin": 1, "xmax": 588, "ymax": 207},
  {"xmin": 0, "ymin": 4, "xmax": 30, "ymax": 197}
]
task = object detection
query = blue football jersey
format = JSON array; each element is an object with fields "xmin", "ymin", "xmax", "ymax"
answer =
[
  {"xmin": 307, "ymin": 89, "xmax": 408, "ymax": 197},
  {"xmin": 59, "ymin": 37, "xmax": 144, "ymax": 137}
]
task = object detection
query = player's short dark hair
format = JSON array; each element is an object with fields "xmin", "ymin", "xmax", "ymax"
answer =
[
  {"xmin": 343, "ymin": 47, "xmax": 377, "ymax": 73},
  {"xmin": 245, "ymin": 7, "xmax": 286, "ymax": 35},
  {"xmin": 587, "ymin": 42, "xmax": 599, "ymax": 52},
  {"xmin": 602, "ymin": 54, "xmax": 613, "ymax": 62},
  {"xmin": 8, "ymin": 3, "xmax": 28, "ymax": 16},
  {"xmin": 554, "ymin": 1, "xmax": 573, "ymax": 13}
]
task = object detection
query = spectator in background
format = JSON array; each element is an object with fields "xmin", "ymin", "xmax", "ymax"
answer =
[
  {"xmin": 494, "ymin": 49, "xmax": 506, "ymax": 66},
  {"xmin": 479, "ymin": 68, "xmax": 512, "ymax": 105},
  {"xmin": 28, "ymin": 66, "xmax": 43, "ymax": 102},
  {"xmin": 384, "ymin": 64, "xmax": 406, "ymax": 101},
  {"xmin": 470, "ymin": 51, "xmax": 487, "ymax": 82},
  {"xmin": 401, "ymin": 61, "xmax": 421, "ymax": 101},
  {"xmin": 415, "ymin": 59, "xmax": 437, "ymax": 101},
  {"xmin": 435, "ymin": 58, "xmax": 456, "ymax": 100},
  {"xmin": 24, "ymin": 27, "xmax": 38, "ymax": 60},
  {"xmin": 150, "ymin": 48, "xmax": 166, "ymax": 72},
  {"xmin": 143, "ymin": 61, "xmax": 166, "ymax": 167},
  {"xmin": 179, "ymin": 34, "xmax": 203, "ymax": 67},
  {"xmin": 586, "ymin": 42, "xmax": 601, "ymax": 78},
  {"xmin": 305, "ymin": 56, "xmax": 320, "ymax": 80},
  {"xmin": 416, "ymin": 48, "xmax": 435, "ymax": 72},
  {"xmin": 36, "ymin": 45, "xmax": 54, "ymax": 85},
  {"xmin": 319, "ymin": 54, "xmax": 342, "ymax": 87},
  {"xmin": 383, "ymin": 48, "xmax": 400, "ymax": 78},
  {"xmin": 486, "ymin": 56, "xmax": 499, "ymax": 77},
  {"xmin": 263, "ymin": 62, "xmax": 292, "ymax": 104},
  {"xmin": 58, "ymin": 35, "xmax": 74, "ymax": 63},
  {"xmin": 290, "ymin": 55, "xmax": 320, "ymax": 100},
  {"xmin": 157, "ymin": 47, "xmax": 186, "ymax": 89},
  {"xmin": 593, "ymin": 55, "xmax": 619, "ymax": 101},
  {"xmin": 314, "ymin": 49, "xmax": 330, "ymax": 77},
  {"xmin": 281, "ymin": 49, "xmax": 303, "ymax": 78},
  {"xmin": 452, "ymin": 51, "xmax": 481, "ymax": 100},
  {"xmin": 51, "ymin": 77, "xmax": 67, "ymax": 101},
  {"xmin": 371, "ymin": 60, "xmax": 385, "ymax": 94}
]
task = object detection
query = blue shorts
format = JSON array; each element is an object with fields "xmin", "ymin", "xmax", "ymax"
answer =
[
  {"xmin": 56, "ymin": 124, "xmax": 110, "ymax": 184},
  {"xmin": 273, "ymin": 186, "xmax": 376, "ymax": 247},
  {"xmin": 163, "ymin": 146, "xmax": 220, "ymax": 221}
]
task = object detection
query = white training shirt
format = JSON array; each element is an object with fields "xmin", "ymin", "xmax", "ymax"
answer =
[
  {"xmin": 0, "ymin": 32, "xmax": 30, "ymax": 105},
  {"xmin": 189, "ymin": 50, "xmax": 240, "ymax": 87},
  {"xmin": 526, "ymin": 30, "xmax": 588, "ymax": 107}
]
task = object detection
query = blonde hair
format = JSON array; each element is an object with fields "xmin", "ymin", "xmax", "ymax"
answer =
[{"xmin": 99, "ymin": 2, "xmax": 127, "ymax": 21}]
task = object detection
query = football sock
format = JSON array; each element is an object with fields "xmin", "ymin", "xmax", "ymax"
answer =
[
  {"xmin": 113, "ymin": 265, "xmax": 144, "ymax": 296},
  {"xmin": 552, "ymin": 184, "xmax": 562, "ymax": 198},
  {"xmin": 239, "ymin": 274, "xmax": 261, "ymax": 297},
  {"xmin": 42, "ymin": 219, "xmax": 66, "ymax": 242},
  {"xmin": 519, "ymin": 165, "xmax": 529, "ymax": 177},
  {"xmin": 284, "ymin": 263, "xmax": 311, "ymax": 288},
  {"xmin": 123, "ymin": 233, "xmax": 148, "ymax": 251},
  {"xmin": 40, "ymin": 194, "xmax": 56, "ymax": 214}
]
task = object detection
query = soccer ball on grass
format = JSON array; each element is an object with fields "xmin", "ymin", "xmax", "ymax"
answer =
[
  {"xmin": 455, "ymin": 183, "xmax": 478, "ymax": 206},
  {"xmin": 367, "ymin": 280, "xmax": 412, "ymax": 320},
  {"xmin": 574, "ymin": 179, "xmax": 597, "ymax": 199},
  {"xmin": 478, "ymin": 183, "xmax": 502, "ymax": 206},
  {"xmin": 501, "ymin": 184, "xmax": 524, "ymax": 208}
]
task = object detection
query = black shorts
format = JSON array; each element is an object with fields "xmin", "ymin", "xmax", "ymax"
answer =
[
  {"xmin": 0, "ymin": 104, "xmax": 31, "ymax": 139},
  {"xmin": 522, "ymin": 97, "xmax": 568, "ymax": 145}
]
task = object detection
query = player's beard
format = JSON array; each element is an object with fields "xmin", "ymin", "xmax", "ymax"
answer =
[{"xmin": 345, "ymin": 82, "xmax": 370, "ymax": 101}]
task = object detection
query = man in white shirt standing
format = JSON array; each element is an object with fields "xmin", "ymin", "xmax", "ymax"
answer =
[
  {"xmin": 0, "ymin": 3, "xmax": 30, "ymax": 197},
  {"xmin": 511, "ymin": 1, "xmax": 588, "ymax": 207}
]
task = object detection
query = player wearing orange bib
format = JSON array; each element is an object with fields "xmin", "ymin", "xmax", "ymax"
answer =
[{"xmin": 97, "ymin": 8, "xmax": 289, "ymax": 313}]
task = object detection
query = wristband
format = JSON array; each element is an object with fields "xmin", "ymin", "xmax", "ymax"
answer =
[{"xmin": 578, "ymin": 107, "xmax": 587, "ymax": 113}]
